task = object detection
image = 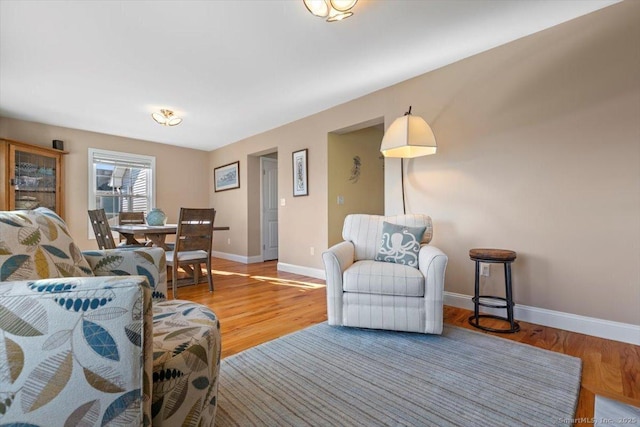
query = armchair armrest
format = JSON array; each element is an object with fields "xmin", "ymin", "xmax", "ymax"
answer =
[
  {"xmin": 0, "ymin": 276, "xmax": 152, "ymax": 426},
  {"xmin": 322, "ymin": 241, "xmax": 355, "ymax": 325},
  {"xmin": 83, "ymin": 247, "xmax": 167, "ymax": 301},
  {"xmin": 418, "ymin": 245, "xmax": 448, "ymax": 334}
]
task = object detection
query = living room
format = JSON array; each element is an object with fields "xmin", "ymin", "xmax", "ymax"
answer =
[{"xmin": 1, "ymin": 0, "xmax": 638, "ymax": 425}]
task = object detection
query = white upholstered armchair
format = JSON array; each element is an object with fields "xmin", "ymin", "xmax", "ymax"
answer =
[{"xmin": 322, "ymin": 214, "xmax": 448, "ymax": 334}]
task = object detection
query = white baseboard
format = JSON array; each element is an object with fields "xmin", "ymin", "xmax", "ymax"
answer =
[
  {"xmin": 209, "ymin": 256, "xmax": 639, "ymax": 345},
  {"xmin": 210, "ymin": 255, "xmax": 324, "ymax": 278},
  {"xmin": 247, "ymin": 255, "xmax": 264, "ymax": 264},
  {"xmin": 212, "ymin": 251, "xmax": 263, "ymax": 264},
  {"xmin": 445, "ymin": 291, "xmax": 640, "ymax": 346},
  {"xmin": 277, "ymin": 262, "xmax": 326, "ymax": 280}
]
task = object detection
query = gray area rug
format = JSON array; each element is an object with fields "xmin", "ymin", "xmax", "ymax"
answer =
[{"xmin": 216, "ymin": 323, "xmax": 581, "ymax": 426}]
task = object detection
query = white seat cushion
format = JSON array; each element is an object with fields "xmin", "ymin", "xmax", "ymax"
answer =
[
  {"xmin": 165, "ymin": 250, "xmax": 208, "ymax": 264},
  {"xmin": 343, "ymin": 260, "xmax": 425, "ymax": 297}
]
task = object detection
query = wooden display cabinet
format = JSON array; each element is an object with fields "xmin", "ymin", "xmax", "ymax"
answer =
[{"xmin": 0, "ymin": 139, "xmax": 67, "ymax": 218}]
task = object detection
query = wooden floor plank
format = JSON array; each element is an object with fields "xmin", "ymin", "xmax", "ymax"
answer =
[{"xmin": 170, "ymin": 258, "xmax": 640, "ymax": 420}]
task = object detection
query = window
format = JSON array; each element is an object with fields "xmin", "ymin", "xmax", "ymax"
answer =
[{"xmin": 88, "ymin": 148, "xmax": 156, "ymax": 236}]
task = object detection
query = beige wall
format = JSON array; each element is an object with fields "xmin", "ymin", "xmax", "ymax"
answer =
[
  {"xmin": 246, "ymin": 153, "xmax": 262, "ymax": 257},
  {"xmin": 209, "ymin": 1, "xmax": 639, "ymax": 325},
  {"xmin": 384, "ymin": 1, "xmax": 640, "ymax": 325},
  {"xmin": 1, "ymin": 2, "xmax": 637, "ymax": 326},
  {"xmin": 208, "ymin": 142, "xmax": 279, "ymax": 258},
  {"xmin": 0, "ymin": 117, "xmax": 211, "ymax": 251},
  {"xmin": 328, "ymin": 126, "xmax": 384, "ymax": 246}
]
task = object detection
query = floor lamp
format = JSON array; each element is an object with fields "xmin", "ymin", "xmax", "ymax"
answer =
[{"xmin": 380, "ymin": 106, "xmax": 437, "ymax": 214}]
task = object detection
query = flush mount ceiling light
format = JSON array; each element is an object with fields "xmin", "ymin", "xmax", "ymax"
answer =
[
  {"xmin": 151, "ymin": 109, "xmax": 182, "ymax": 126},
  {"xmin": 303, "ymin": 0, "xmax": 358, "ymax": 22}
]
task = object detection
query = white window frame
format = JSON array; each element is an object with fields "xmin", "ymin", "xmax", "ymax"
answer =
[{"xmin": 88, "ymin": 148, "xmax": 156, "ymax": 239}]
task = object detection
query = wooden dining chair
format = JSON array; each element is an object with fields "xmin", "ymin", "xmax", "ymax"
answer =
[
  {"xmin": 166, "ymin": 208, "xmax": 216, "ymax": 298},
  {"xmin": 118, "ymin": 211, "xmax": 148, "ymax": 244},
  {"xmin": 88, "ymin": 209, "xmax": 118, "ymax": 249},
  {"xmin": 119, "ymin": 211, "xmax": 145, "ymax": 225}
]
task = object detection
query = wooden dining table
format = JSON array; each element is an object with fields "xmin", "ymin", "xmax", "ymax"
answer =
[
  {"xmin": 111, "ymin": 223, "xmax": 230, "ymax": 288},
  {"xmin": 111, "ymin": 224, "xmax": 230, "ymax": 251}
]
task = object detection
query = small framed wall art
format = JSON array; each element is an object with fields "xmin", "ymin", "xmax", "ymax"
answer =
[
  {"xmin": 292, "ymin": 149, "xmax": 308, "ymax": 197},
  {"xmin": 214, "ymin": 161, "xmax": 240, "ymax": 192}
]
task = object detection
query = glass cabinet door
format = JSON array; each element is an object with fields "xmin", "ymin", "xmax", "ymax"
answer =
[{"xmin": 10, "ymin": 145, "xmax": 60, "ymax": 213}]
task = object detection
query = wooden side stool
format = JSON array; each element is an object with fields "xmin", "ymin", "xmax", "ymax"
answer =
[{"xmin": 468, "ymin": 248, "xmax": 520, "ymax": 333}]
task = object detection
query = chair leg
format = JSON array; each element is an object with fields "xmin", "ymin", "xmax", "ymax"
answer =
[
  {"xmin": 193, "ymin": 263, "xmax": 200, "ymax": 286},
  {"xmin": 473, "ymin": 260, "xmax": 480, "ymax": 321},
  {"xmin": 206, "ymin": 257, "xmax": 213, "ymax": 292},
  {"xmin": 172, "ymin": 265, "xmax": 178, "ymax": 299}
]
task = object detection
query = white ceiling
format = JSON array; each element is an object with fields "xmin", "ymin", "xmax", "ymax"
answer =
[{"xmin": 0, "ymin": 0, "xmax": 619, "ymax": 152}]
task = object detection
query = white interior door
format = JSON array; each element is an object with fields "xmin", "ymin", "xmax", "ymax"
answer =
[{"xmin": 261, "ymin": 157, "xmax": 278, "ymax": 261}]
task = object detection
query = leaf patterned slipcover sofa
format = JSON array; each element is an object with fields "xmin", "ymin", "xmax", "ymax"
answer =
[
  {"xmin": 323, "ymin": 214, "xmax": 448, "ymax": 334},
  {"xmin": 0, "ymin": 207, "xmax": 220, "ymax": 426}
]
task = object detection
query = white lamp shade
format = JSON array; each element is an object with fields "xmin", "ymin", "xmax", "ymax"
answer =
[
  {"xmin": 303, "ymin": 0, "xmax": 330, "ymax": 18},
  {"xmin": 152, "ymin": 111, "xmax": 167, "ymax": 125},
  {"xmin": 330, "ymin": 0, "xmax": 358, "ymax": 12},
  {"xmin": 327, "ymin": 10, "xmax": 353, "ymax": 21},
  {"xmin": 167, "ymin": 116, "xmax": 182, "ymax": 126},
  {"xmin": 380, "ymin": 114, "xmax": 437, "ymax": 158}
]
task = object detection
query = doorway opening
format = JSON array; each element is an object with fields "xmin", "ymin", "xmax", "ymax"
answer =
[
  {"xmin": 261, "ymin": 155, "xmax": 278, "ymax": 261},
  {"xmin": 327, "ymin": 121, "xmax": 385, "ymax": 247}
]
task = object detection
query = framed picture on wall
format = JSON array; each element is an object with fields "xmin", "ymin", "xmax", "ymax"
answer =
[
  {"xmin": 292, "ymin": 149, "xmax": 308, "ymax": 197},
  {"xmin": 214, "ymin": 161, "xmax": 240, "ymax": 192}
]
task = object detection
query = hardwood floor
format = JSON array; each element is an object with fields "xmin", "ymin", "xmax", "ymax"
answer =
[
  {"xmin": 170, "ymin": 259, "xmax": 327, "ymax": 358},
  {"xmin": 171, "ymin": 258, "xmax": 639, "ymax": 425}
]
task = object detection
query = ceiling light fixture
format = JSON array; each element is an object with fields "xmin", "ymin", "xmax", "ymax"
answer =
[
  {"xmin": 303, "ymin": 0, "xmax": 358, "ymax": 22},
  {"xmin": 151, "ymin": 109, "xmax": 183, "ymax": 126}
]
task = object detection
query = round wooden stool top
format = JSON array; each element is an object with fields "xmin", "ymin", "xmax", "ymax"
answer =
[{"xmin": 469, "ymin": 248, "xmax": 516, "ymax": 262}]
